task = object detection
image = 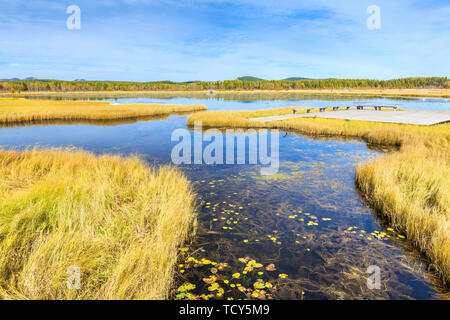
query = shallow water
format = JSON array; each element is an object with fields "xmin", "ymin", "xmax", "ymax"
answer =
[{"xmin": 1, "ymin": 96, "xmax": 449, "ymax": 300}]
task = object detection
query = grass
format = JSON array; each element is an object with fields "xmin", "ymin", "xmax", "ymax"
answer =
[
  {"xmin": 0, "ymin": 148, "xmax": 197, "ymax": 299},
  {"xmin": 0, "ymin": 98, "xmax": 206, "ymax": 125},
  {"xmin": 187, "ymin": 108, "xmax": 450, "ymax": 284}
]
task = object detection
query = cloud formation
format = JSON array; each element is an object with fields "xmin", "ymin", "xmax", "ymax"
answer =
[{"xmin": 0, "ymin": 0, "xmax": 448, "ymax": 81}]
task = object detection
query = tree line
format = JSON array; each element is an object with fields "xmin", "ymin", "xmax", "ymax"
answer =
[{"xmin": 1, "ymin": 77, "xmax": 448, "ymax": 93}]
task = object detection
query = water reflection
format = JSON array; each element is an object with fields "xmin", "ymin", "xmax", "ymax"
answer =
[{"xmin": 22, "ymin": 93, "xmax": 450, "ymax": 111}]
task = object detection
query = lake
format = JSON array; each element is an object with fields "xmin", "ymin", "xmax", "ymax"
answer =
[
  {"xmin": 25, "ymin": 92, "xmax": 450, "ymax": 111},
  {"xmin": 1, "ymin": 94, "xmax": 449, "ymax": 300}
]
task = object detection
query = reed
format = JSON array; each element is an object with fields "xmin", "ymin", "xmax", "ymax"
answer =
[
  {"xmin": 0, "ymin": 98, "xmax": 206, "ymax": 125},
  {"xmin": 187, "ymin": 108, "xmax": 450, "ymax": 284},
  {"xmin": 0, "ymin": 148, "xmax": 197, "ymax": 299}
]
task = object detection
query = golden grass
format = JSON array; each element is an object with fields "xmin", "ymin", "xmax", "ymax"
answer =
[
  {"xmin": 0, "ymin": 98, "xmax": 206, "ymax": 125},
  {"xmin": 187, "ymin": 108, "xmax": 450, "ymax": 284},
  {"xmin": 0, "ymin": 148, "xmax": 197, "ymax": 299},
  {"xmin": 5, "ymin": 88, "xmax": 450, "ymax": 98}
]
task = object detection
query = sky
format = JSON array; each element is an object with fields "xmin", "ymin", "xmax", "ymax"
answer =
[{"xmin": 0, "ymin": 0, "xmax": 449, "ymax": 82}]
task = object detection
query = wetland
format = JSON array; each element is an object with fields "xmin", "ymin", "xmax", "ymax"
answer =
[{"xmin": 0, "ymin": 94, "xmax": 449, "ymax": 300}]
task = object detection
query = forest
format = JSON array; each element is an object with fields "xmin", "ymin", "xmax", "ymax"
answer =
[{"xmin": 0, "ymin": 77, "xmax": 448, "ymax": 93}]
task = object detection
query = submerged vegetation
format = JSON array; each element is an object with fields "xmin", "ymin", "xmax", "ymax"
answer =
[
  {"xmin": 187, "ymin": 108, "xmax": 450, "ymax": 284},
  {"xmin": 175, "ymin": 163, "xmax": 448, "ymax": 300},
  {"xmin": 0, "ymin": 98, "xmax": 206, "ymax": 125},
  {"xmin": 0, "ymin": 149, "xmax": 197, "ymax": 299},
  {"xmin": 175, "ymin": 254, "xmax": 283, "ymax": 300}
]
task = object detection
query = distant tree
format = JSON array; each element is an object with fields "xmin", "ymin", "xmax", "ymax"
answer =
[{"xmin": 0, "ymin": 77, "xmax": 447, "ymax": 93}]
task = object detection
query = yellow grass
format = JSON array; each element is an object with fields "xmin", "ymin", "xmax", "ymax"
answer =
[
  {"xmin": 0, "ymin": 149, "xmax": 197, "ymax": 299},
  {"xmin": 187, "ymin": 108, "xmax": 450, "ymax": 284},
  {"xmin": 0, "ymin": 98, "xmax": 207, "ymax": 125},
  {"xmin": 5, "ymin": 88, "xmax": 450, "ymax": 98}
]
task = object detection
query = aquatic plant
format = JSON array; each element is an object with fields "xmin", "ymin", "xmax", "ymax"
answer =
[
  {"xmin": 187, "ymin": 108, "xmax": 450, "ymax": 284},
  {"xmin": 174, "ymin": 253, "xmax": 280, "ymax": 300}
]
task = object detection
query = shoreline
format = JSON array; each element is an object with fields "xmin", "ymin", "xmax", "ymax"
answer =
[{"xmin": 2, "ymin": 88, "xmax": 450, "ymax": 98}]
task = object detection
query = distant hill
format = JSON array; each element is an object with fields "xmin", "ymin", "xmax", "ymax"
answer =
[
  {"xmin": 238, "ymin": 76, "xmax": 319, "ymax": 81},
  {"xmin": 0, "ymin": 77, "xmax": 37, "ymax": 81},
  {"xmin": 283, "ymin": 77, "xmax": 338, "ymax": 81},
  {"xmin": 237, "ymin": 76, "xmax": 265, "ymax": 82},
  {"xmin": 283, "ymin": 77, "xmax": 312, "ymax": 81}
]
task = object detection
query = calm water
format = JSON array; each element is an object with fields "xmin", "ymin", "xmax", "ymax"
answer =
[
  {"xmin": 25, "ymin": 93, "xmax": 450, "ymax": 111},
  {"xmin": 1, "ymin": 95, "xmax": 449, "ymax": 300}
]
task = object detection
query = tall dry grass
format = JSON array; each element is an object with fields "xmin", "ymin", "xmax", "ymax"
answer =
[
  {"xmin": 187, "ymin": 108, "xmax": 450, "ymax": 284},
  {"xmin": 0, "ymin": 149, "xmax": 197, "ymax": 299},
  {"xmin": 356, "ymin": 143, "xmax": 449, "ymax": 284},
  {"xmin": 0, "ymin": 98, "xmax": 206, "ymax": 125}
]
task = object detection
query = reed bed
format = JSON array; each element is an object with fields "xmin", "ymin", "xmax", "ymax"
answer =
[
  {"xmin": 0, "ymin": 98, "xmax": 206, "ymax": 125},
  {"xmin": 187, "ymin": 108, "xmax": 450, "ymax": 284},
  {"xmin": 0, "ymin": 148, "xmax": 197, "ymax": 299}
]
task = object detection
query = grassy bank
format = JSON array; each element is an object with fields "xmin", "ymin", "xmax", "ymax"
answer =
[
  {"xmin": 3, "ymin": 88, "xmax": 450, "ymax": 98},
  {"xmin": 187, "ymin": 109, "xmax": 450, "ymax": 284},
  {"xmin": 0, "ymin": 149, "xmax": 197, "ymax": 299},
  {"xmin": 0, "ymin": 98, "xmax": 206, "ymax": 125}
]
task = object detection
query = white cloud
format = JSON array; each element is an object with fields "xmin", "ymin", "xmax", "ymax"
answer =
[{"xmin": 0, "ymin": 0, "xmax": 448, "ymax": 80}]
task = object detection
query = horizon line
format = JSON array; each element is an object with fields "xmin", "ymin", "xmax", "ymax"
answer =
[{"xmin": 1, "ymin": 76, "xmax": 449, "ymax": 83}]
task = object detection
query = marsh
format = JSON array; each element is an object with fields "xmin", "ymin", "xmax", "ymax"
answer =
[{"xmin": 1, "ymin": 94, "xmax": 448, "ymax": 299}]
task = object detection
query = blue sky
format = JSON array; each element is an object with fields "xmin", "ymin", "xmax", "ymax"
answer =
[{"xmin": 0, "ymin": 0, "xmax": 449, "ymax": 81}]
